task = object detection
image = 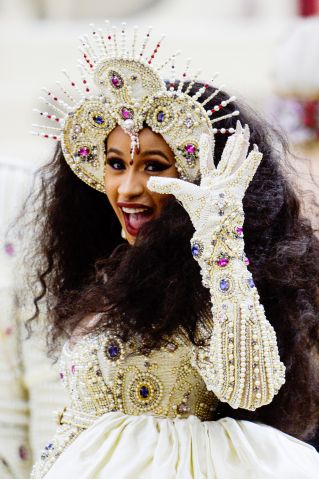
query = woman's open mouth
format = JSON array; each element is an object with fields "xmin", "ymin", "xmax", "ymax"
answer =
[{"xmin": 121, "ymin": 206, "xmax": 154, "ymax": 236}]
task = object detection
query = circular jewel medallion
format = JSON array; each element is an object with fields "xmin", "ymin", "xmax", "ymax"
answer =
[{"xmin": 129, "ymin": 372, "xmax": 163, "ymax": 412}]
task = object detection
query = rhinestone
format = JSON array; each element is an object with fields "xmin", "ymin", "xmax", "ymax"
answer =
[
  {"xmin": 184, "ymin": 117, "xmax": 193, "ymax": 128},
  {"xmin": 139, "ymin": 386, "xmax": 149, "ymax": 398},
  {"xmin": 157, "ymin": 111, "xmax": 165, "ymax": 122},
  {"xmin": 110, "ymin": 72, "xmax": 123, "ymax": 89},
  {"xmin": 107, "ymin": 344, "xmax": 119, "ymax": 359},
  {"xmin": 220, "ymin": 279, "xmax": 230, "ymax": 291},
  {"xmin": 73, "ymin": 124, "xmax": 82, "ymax": 134},
  {"xmin": 93, "ymin": 115, "xmax": 105, "ymax": 125},
  {"xmin": 166, "ymin": 342, "xmax": 177, "ymax": 352},
  {"xmin": 78, "ymin": 147, "xmax": 90, "ymax": 157}
]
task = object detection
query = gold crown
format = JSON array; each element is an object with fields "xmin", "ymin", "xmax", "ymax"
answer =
[{"xmin": 32, "ymin": 22, "xmax": 239, "ymax": 192}]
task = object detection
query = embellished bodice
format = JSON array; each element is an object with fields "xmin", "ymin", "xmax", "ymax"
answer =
[
  {"xmin": 59, "ymin": 329, "xmax": 218, "ymax": 426},
  {"xmin": 32, "ymin": 326, "xmax": 219, "ymax": 478}
]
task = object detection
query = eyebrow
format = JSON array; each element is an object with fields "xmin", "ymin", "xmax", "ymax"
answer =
[
  {"xmin": 107, "ymin": 147, "xmax": 171, "ymax": 163},
  {"xmin": 107, "ymin": 147, "xmax": 123, "ymax": 156},
  {"xmin": 140, "ymin": 150, "xmax": 170, "ymax": 162}
]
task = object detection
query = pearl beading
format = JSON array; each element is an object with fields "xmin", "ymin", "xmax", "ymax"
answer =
[
  {"xmin": 147, "ymin": 126, "xmax": 286, "ymax": 411},
  {"xmin": 31, "ymin": 329, "xmax": 219, "ymax": 479}
]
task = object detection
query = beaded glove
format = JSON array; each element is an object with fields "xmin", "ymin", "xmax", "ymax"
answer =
[{"xmin": 147, "ymin": 122, "xmax": 285, "ymax": 410}]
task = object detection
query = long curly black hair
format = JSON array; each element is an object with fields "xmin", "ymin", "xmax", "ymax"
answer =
[{"xmin": 24, "ymin": 82, "xmax": 319, "ymax": 443}]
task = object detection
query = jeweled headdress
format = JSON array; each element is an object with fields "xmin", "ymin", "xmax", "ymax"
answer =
[{"xmin": 32, "ymin": 22, "xmax": 239, "ymax": 192}]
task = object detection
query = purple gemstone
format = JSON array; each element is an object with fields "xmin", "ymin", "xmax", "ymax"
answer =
[
  {"xmin": 121, "ymin": 107, "xmax": 133, "ymax": 120},
  {"xmin": 78, "ymin": 147, "xmax": 90, "ymax": 157},
  {"xmin": 248, "ymin": 278, "xmax": 255, "ymax": 288},
  {"xmin": 220, "ymin": 279, "xmax": 230, "ymax": 291},
  {"xmin": 139, "ymin": 386, "xmax": 149, "ymax": 398},
  {"xmin": 111, "ymin": 74, "xmax": 123, "ymax": 88},
  {"xmin": 59, "ymin": 372, "xmax": 64, "ymax": 380},
  {"xmin": 71, "ymin": 365, "xmax": 76, "ymax": 374},
  {"xmin": 157, "ymin": 111, "xmax": 165, "ymax": 122},
  {"xmin": 44, "ymin": 443, "xmax": 54, "ymax": 451},
  {"xmin": 235, "ymin": 226, "xmax": 244, "ymax": 236},
  {"xmin": 93, "ymin": 115, "xmax": 104, "ymax": 125},
  {"xmin": 185, "ymin": 144, "xmax": 196, "ymax": 154},
  {"xmin": 218, "ymin": 258, "xmax": 229, "ymax": 267},
  {"xmin": 191, "ymin": 243, "xmax": 200, "ymax": 257},
  {"xmin": 244, "ymin": 257, "xmax": 250, "ymax": 265},
  {"xmin": 108, "ymin": 345, "xmax": 119, "ymax": 358}
]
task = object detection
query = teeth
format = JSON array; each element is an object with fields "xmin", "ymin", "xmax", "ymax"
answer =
[{"xmin": 121, "ymin": 207, "xmax": 150, "ymax": 213}]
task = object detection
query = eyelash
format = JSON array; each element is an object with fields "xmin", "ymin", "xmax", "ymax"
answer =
[{"xmin": 106, "ymin": 158, "xmax": 169, "ymax": 172}]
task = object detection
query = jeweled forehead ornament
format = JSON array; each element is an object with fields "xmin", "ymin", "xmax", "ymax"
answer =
[{"xmin": 32, "ymin": 22, "xmax": 239, "ymax": 192}]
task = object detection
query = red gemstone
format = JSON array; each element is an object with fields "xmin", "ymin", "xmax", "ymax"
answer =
[
  {"xmin": 48, "ymin": 115, "xmax": 51, "ymax": 119},
  {"xmin": 83, "ymin": 80, "xmax": 87, "ymax": 84},
  {"xmin": 235, "ymin": 226, "xmax": 244, "ymax": 236},
  {"xmin": 71, "ymin": 82, "xmax": 75, "ymax": 86},
  {"xmin": 108, "ymin": 35, "xmax": 111, "ymax": 40}
]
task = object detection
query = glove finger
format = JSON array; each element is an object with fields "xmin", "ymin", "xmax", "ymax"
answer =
[
  {"xmin": 147, "ymin": 176, "xmax": 200, "ymax": 208},
  {"xmin": 199, "ymin": 133, "xmax": 215, "ymax": 181},
  {"xmin": 230, "ymin": 124, "xmax": 250, "ymax": 174},
  {"xmin": 216, "ymin": 121, "xmax": 241, "ymax": 175},
  {"xmin": 230, "ymin": 147, "xmax": 263, "ymax": 194}
]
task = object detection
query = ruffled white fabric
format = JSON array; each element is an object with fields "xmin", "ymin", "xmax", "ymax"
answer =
[{"xmin": 45, "ymin": 411, "xmax": 319, "ymax": 479}]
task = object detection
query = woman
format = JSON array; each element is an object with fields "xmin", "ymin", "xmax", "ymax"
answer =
[{"xmin": 28, "ymin": 23, "xmax": 319, "ymax": 478}]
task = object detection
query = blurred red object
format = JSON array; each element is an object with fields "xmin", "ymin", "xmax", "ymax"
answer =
[{"xmin": 298, "ymin": 0, "xmax": 319, "ymax": 16}]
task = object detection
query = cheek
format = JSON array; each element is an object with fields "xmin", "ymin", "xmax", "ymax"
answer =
[{"xmin": 152, "ymin": 192, "xmax": 172, "ymax": 213}]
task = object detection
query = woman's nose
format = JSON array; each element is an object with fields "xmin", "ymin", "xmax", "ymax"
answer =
[{"xmin": 117, "ymin": 170, "xmax": 144, "ymax": 198}]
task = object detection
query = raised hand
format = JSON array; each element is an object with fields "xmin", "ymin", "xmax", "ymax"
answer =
[{"xmin": 147, "ymin": 122, "xmax": 285, "ymax": 411}]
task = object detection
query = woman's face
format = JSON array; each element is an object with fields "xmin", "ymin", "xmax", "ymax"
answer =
[{"xmin": 104, "ymin": 126, "xmax": 179, "ymax": 245}]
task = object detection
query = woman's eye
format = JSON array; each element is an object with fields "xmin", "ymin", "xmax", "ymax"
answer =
[
  {"xmin": 106, "ymin": 158, "xmax": 124, "ymax": 170},
  {"xmin": 145, "ymin": 161, "xmax": 169, "ymax": 172}
]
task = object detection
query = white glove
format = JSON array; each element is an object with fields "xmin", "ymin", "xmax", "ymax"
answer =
[{"xmin": 147, "ymin": 122, "xmax": 285, "ymax": 410}]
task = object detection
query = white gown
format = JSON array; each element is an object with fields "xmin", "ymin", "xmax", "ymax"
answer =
[{"xmin": 31, "ymin": 329, "xmax": 319, "ymax": 479}]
